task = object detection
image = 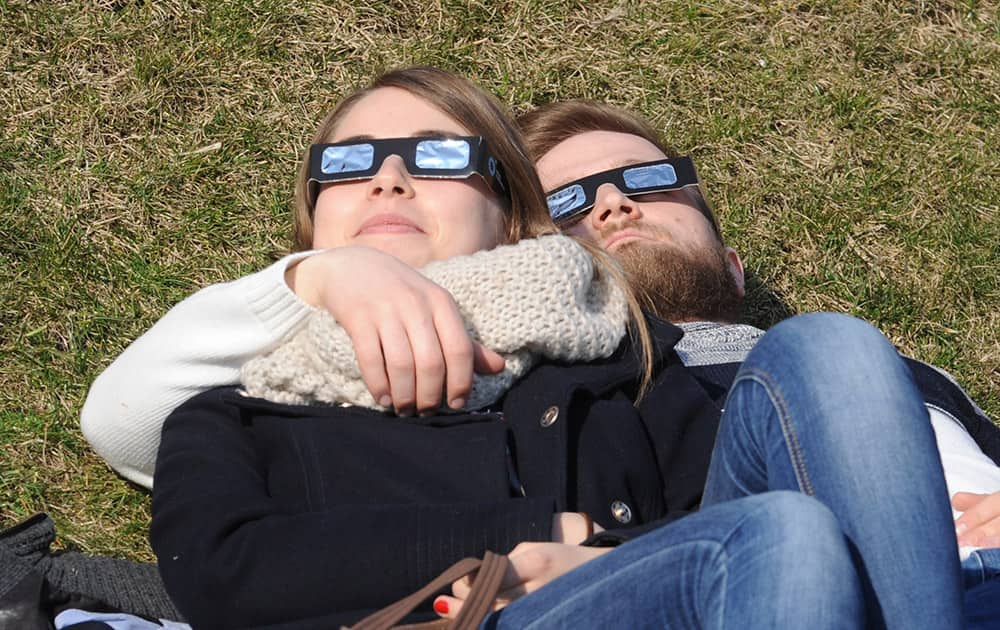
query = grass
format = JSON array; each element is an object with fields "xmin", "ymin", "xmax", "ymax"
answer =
[{"xmin": 1, "ymin": 0, "xmax": 997, "ymax": 560}]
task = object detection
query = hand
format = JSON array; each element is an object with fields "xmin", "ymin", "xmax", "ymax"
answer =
[
  {"xmin": 954, "ymin": 491, "xmax": 1000, "ymax": 547},
  {"xmin": 550, "ymin": 512, "xmax": 604, "ymax": 545},
  {"xmin": 286, "ymin": 247, "xmax": 505, "ymax": 415},
  {"xmin": 433, "ymin": 542, "xmax": 612, "ymax": 619}
]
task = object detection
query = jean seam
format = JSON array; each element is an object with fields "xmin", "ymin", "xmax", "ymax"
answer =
[
  {"xmin": 965, "ymin": 550, "xmax": 986, "ymax": 587},
  {"xmin": 736, "ymin": 369, "xmax": 816, "ymax": 497}
]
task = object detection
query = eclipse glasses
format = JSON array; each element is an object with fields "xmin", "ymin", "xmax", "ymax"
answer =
[
  {"xmin": 308, "ymin": 136, "xmax": 509, "ymax": 206},
  {"xmin": 545, "ymin": 156, "xmax": 703, "ymax": 224}
]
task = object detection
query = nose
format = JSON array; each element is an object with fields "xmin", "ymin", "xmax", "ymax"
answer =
[
  {"xmin": 588, "ymin": 183, "xmax": 641, "ymax": 230},
  {"xmin": 366, "ymin": 154, "xmax": 415, "ymax": 199}
]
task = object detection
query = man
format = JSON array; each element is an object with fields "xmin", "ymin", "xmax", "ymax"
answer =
[
  {"xmin": 521, "ymin": 100, "xmax": 744, "ymax": 328},
  {"xmin": 515, "ymin": 99, "xmax": 1000, "ymax": 628}
]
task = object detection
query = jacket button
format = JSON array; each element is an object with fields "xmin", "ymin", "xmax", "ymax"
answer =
[
  {"xmin": 540, "ymin": 406, "xmax": 559, "ymax": 427},
  {"xmin": 611, "ymin": 500, "xmax": 633, "ymax": 524}
]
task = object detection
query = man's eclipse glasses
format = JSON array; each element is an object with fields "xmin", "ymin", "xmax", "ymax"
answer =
[
  {"xmin": 545, "ymin": 156, "xmax": 704, "ymax": 224},
  {"xmin": 307, "ymin": 136, "xmax": 509, "ymax": 207}
]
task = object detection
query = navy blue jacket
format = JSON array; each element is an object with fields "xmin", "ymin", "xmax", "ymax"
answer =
[
  {"xmin": 150, "ymin": 317, "xmax": 999, "ymax": 629},
  {"xmin": 151, "ymin": 318, "xmax": 724, "ymax": 629}
]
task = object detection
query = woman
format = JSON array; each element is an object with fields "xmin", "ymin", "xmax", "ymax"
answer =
[{"xmin": 144, "ymin": 67, "xmax": 864, "ymax": 628}]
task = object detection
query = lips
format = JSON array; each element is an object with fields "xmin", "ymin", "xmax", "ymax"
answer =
[{"xmin": 355, "ymin": 213, "xmax": 424, "ymax": 236}]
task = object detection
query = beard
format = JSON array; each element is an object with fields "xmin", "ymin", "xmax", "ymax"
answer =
[{"xmin": 613, "ymin": 236, "xmax": 742, "ymax": 324}]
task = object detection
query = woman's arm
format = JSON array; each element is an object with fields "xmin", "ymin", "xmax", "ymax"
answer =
[
  {"xmin": 80, "ymin": 252, "xmax": 317, "ymax": 488},
  {"xmin": 150, "ymin": 388, "xmax": 554, "ymax": 629}
]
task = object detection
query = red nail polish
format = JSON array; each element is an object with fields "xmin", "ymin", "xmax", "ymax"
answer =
[{"xmin": 434, "ymin": 598, "xmax": 449, "ymax": 615}]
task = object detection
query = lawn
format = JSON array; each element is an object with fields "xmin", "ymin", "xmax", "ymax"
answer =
[{"xmin": 1, "ymin": 0, "xmax": 997, "ymax": 560}]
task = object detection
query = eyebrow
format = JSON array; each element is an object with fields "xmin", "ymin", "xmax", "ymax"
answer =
[
  {"xmin": 335, "ymin": 129, "xmax": 464, "ymax": 144},
  {"xmin": 548, "ymin": 157, "xmax": 652, "ymax": 191},
  {"xmin": 413, "ymin": 129, "xmax": 464, "ymax": 138}
]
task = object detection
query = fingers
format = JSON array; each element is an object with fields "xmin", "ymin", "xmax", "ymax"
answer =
[
  {"xmin": 473, "ymin": 343, "xmax": 506, "ymax": 376},
  {"xmin": 445, "ymin": 549, "xmax": 529, "ymax": 612},
  {"xmin": 377, "ymin": 319, "xmax": 417, "ymax": 415},
  {"xmin": 954, "ymin": 491, "xmax": 1000, "ymax": 547},
  {"xmin": 432, "ymin": 594, "xmax": 508, "ymax": 620},
  {"xmin": 952, "ymin": 492, "xmax": 986, "ymax": 512},
  {"xmin": 406, "ymin": 309, "xmax": 448, "ymax": 414},
  {"xmin": 357, "ymin": 287, "xmax": 455, "ymax": 415},
  {"xmin": 437, "ymin": 543, "xmax": 611, "ymax": 621},
  {"xmin": 316, "ymin": 247, "xmax": 494, "ymax": 414},
  {"xmin": 379, "ymin": 286, "xmax": 486, "ymax": 414},
  {"xmin": 430, "ymin": 292, "xmax": 475, "ymax": 410},
  {"xmin": 350, "ymin": 320, "xmax": 393, "ymax": 409},
  {"xmin": 438, "ymin": 560, "xmax": 524, "ymax": 621},
  {"xmin": 449, "ymin": 574, "xmax": 474, "ymax": 601}
]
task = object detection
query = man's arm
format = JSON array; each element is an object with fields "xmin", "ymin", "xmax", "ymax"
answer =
[{"xmin": 80, "ymin": 252, "xmax": 317, "ymax": 488}]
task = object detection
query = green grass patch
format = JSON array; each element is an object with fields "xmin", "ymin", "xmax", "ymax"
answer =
[{"xmin": 1, "ymin": 0, "xmax": 997, "ymax": 559}]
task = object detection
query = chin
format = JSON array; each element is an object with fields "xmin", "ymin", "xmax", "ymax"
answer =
[
  {"xmin": 347, "ymin": 237, "xmax": 430, "ymax": 267},
  {"xmin": 391, "ymin": 249, "xmax": 433, "ymax": 268}
]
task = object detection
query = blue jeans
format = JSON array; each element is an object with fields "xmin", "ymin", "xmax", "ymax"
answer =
[
  {"xmin": 964, "ymin": 549, "xmax": 1000, "ymax": 630},
  {"xmin": 701, "ymin": 312, "xmax": 964, "ymax": 629},
  {"xmin": 484, "ymin": 491, "xmax": 863, "ymax": 629}
]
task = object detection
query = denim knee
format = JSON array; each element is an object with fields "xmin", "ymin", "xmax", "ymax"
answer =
[
  {"xmin": 734, "ymin": 491, "xmax": 843, "ymax": 552},
  {"xmin": 726, "ymin": 492, "xmax": 862, "ymax": 614},
  {"xmin": 757, "ymin": 312, "xmax": 895, "ymax": 367},
  {"xmin": 733, "ymin": 312, "xmax": 926, "ymax": 435}
]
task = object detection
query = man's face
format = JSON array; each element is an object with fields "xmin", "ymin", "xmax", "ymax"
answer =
[{"xmin": 536, "ymin": 130, "xmax": 746, "ymax": 323}]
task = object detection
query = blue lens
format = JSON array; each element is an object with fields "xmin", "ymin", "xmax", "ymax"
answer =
[
  {"xmin": 623, "ymin": 163, "xmax": 677, "ymax": 190},
  {"xmin": 322, "ymin": 144, "xmax": 375, "ymax": 174},
  {"xmin": 414, "ymin": 139, "xmax": 471, "ymax": 170},
  {"xmin": 547, "ymin": 184, "xmax": 587, "ymax": 220}
]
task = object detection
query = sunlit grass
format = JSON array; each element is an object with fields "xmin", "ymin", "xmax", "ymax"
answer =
[{"xmin": 2, "ymin": 0, "xmax": 996, "ymax": 559}]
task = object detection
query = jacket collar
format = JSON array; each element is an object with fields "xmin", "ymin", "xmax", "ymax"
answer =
[{"xmin": 518, "ymin": 314, "xmax": 684, "ymax": 399}]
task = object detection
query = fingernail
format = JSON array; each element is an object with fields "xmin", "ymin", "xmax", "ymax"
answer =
[
  {"xmin": 433, "ymin": 598, "xmax": 449, "ymax": 615},
  {"xmin": 397, "ymin": 408, "xmax": 413, "ymax": 417},
  {"xmin": 955, "ymin": 522, "xmax": 968, "ymax": 537},
  {"xmin": 449, "ymin": 398, "xmax": 465, "ymax": 410},
  {"xmin": 378, "ymin": 395, "xmax": 392, "ymax": 407}
]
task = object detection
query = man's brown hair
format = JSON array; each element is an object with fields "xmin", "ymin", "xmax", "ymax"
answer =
[{"xmin": 517, "ymin": 100, "xmax": 723, "ymax": 240}]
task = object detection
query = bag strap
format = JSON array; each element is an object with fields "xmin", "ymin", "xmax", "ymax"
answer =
[
  {"xmin": 347, "ymin": 551, "xmax": 509, "ymax": 630},
  {"xmin": 451, "ymin": 551, "xmax": 507, "ymax": 630}
]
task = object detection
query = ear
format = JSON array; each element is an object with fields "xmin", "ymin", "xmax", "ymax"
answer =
[{"xmin": 724, "ymin": 247, "xmax": 745, "ymax": 298}]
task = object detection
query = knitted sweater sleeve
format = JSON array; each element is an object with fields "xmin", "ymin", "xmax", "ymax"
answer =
[{"xmin": 80, "ymin": 252, "xmax": 318, "ymax": 489}]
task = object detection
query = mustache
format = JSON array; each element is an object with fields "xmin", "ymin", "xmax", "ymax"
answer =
[{"xmin": 596, "ymin": 223, "xmax": 672, "ymax": 244}]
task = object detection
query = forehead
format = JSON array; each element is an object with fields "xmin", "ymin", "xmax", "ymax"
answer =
[
  {"xmin": 332, "ymin": 87, "xmax": 471, "ymax": 141},
  {"xmin": 536, "ymin": 130, "xmax": 668, "ymax": 191}
]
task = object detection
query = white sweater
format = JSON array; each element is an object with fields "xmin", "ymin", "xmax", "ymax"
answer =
[{"xmin": 80, "ymin": 252, "xmax": 318, "ymax": 488}]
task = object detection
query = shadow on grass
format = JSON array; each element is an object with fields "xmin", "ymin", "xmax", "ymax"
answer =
[{"xmin": 739, "ymin": 270, "xmax": 796, "ymax": 331}]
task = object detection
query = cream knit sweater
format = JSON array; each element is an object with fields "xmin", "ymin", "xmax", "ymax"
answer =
[{"xmin": 241, "ymin": 235, "xmax": 628, "ymax": 411}]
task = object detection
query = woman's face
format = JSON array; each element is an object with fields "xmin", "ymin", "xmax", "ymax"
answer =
[{"xmin": 311, "ymin": 87, "xmax": 506, "ymax": 268}]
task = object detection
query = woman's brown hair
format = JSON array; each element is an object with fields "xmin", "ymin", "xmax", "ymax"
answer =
[{"xmin": 292, "ymin": 66, "xmax": 553, "ymax": 251}]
